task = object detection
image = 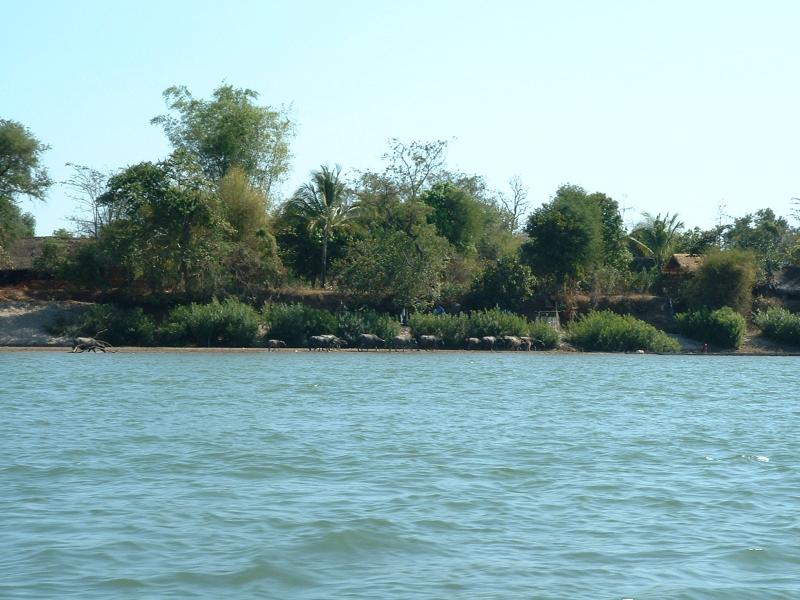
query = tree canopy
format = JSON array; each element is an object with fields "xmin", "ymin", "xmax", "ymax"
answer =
[
  {"xmin": 521, "ymin": 184, "xmax": 604, "ymax": 286},
  {"xmin": 0, "ymin": 119, "xmax": 51, "ymax": 249},
  {"xmin": 152, "ymin": 84, "xmax": 294, "ymax": 199}
]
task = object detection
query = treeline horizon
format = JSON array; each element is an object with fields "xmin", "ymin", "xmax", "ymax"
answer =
[{"xmin": 2, "ymin": 82, "xmax": 800, "ymax": 317}]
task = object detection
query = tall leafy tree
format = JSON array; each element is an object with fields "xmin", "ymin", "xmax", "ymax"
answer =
[
  {"xmin": 152, "ymin": 84, "xmax": 294, "ymax": 198},
  {"xmin": 290, "ymin": 165, "xmax": 358, "ymax": 287},
  {"xmin": 591, "ymin": 191, "xmax": 630, "ymax": 270},
  {"xmin": 521, "ymin": 184, "xmax": 604, "ymax": 287},
  {"xmin": 335, "ymin": 226, "xmax": 450, "ymax": 310},
  {"xmin": 467, "ymin": 255, "xmax": 536, "ymax": 312},
  {"xmin": 421, "ymin": 182, "xmax": 483, "ymax": 253},
  {"xmin": 0, "ymin": 119, "xmax": 51, "ymax": 249},
  {"xmin": 723, "ymin": 208, "xmax": 795, "ymax": 279},
  {"xmin": 217, "ymin": 166, "xmax": 285, "ymax": 293},
  {"xmin": 97, "ymin": 151, "xmax": 219, "ymax": 294}
]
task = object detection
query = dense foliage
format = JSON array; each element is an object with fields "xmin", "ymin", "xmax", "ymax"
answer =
[
  {"xmin": 5, "ymin": 82, "xmax": 800, "ymax": 352},
  {"xmin": 261, "ymin": 302, "xmax": 338, "ymax": 347},
  {"xmin": 333, "ymin": 309, "xmax": 401, "ymax": 344},
  {"xmin": 151, "ymin": 84, "xmax": 294, "ymax": 198},
  {"xmin": 261, "ymin": 302, "xmax": 401, "ymax": 347},
  {"xmin": 160, "ymin": 298, "xmax": 262, "ymax": 347},
  {"xmin": 409, "ymin": 308, "xmax": 559, "ymax": 349},
  {"xmin": 60, "ymin": 304, "xmax": 157, "ymax": 346},
  {"xmin": 681, "ymin": 249, "xmax": 757, "ymax": 314},
  {"xmin": 465, "ymin": 255, "xmax": 536, "ymax": 312},
  {"xmin": 568, "ymin": 310, "xmax": 681, "ymax": 353},
  {"xmin": 753, "ymin": 307, "xmax": 800, "ymax": 346},
  {"xmin": 676, "ymin": 307, "xmax": 747, "ymax": 349},
  {"xmin": 520, "ymin": 185, "xmax": 630, "ymax": 291},
  {"xmin": 0, "ymin": 119, "xmax": 50, "ymax": 253}
]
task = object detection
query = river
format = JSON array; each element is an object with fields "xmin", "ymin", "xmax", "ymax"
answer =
[{"xmin": 1, "ymin": 351, "xmax": 798, "ymax": 599}]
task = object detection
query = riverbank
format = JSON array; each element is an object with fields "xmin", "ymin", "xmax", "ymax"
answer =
[
  {"xmin": 3, "ymin": 345, "xmax": 800, "ymax": 356},
  {"xmin": 3, "ymin": 294, "xmax": 799, "ymax": 355}
]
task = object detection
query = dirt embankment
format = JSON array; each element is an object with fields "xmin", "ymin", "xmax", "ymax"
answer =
[{"xmin": 0, "ymin": 289, "xmax": 91, "ymax": 346}]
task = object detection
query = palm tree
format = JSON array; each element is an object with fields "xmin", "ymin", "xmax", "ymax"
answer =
[
  {"xmin": 290, "ymin": 165, "xmax": 357, "ymax": 287},
  {"xmin": 629, "ymin": 212, "xmax": 684, "ymax": 269}
]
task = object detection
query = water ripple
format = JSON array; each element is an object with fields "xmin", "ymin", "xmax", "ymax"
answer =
[{"xmin": 1, "ymin": 352, "xmax": 799, "ymax": 598}]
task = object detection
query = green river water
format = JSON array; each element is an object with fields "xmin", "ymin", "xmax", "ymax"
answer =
[{"xmin": 1, "ymin": 351, "xmax": 798, "ymax": 599}]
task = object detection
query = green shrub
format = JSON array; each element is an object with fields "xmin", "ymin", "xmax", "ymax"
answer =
[
  {"xmin": 32, "ymin": 237, "xmax": 72, "ymax": 277},
  {"xmin": 161, "ymin": 298, "xmax": 261, "ymax": 347},
  {"xmin": 335, "ymin": 309, "xmax": 401, "ymax": 344},
  {"xmin": 68, "ymin": 304, "xmax": 156, "ymax": 346},
  {"xmin": 754, "ymin": 307, "xmax": 800, "ymax": 346},
  {"xmin": 676, "ymin": 307, "xmax": 746, "ymax": 349},
  {"xmin": 466, "ymin": 256, "xmax": 536, "ymax": 312},
  {"xmin": 409, "ymin": 308, "xmax": 559, "ymax": 349},
  {"xmin": 409, "ymin": 313, "xmax": 465, "ymax": 347},
  {"xmin": 568, "ymin": 310, "xmax": 680, "ymax": 352},
  {"xmin": 528, "ymin": 319, "xmax": 561, "ymax": 349},
  {"xmin": 261, "ymin": 302, "xmax": 338, "ymax": 347},
  {"xmin": 682, "ymin": 249, "xmax": 756, "ymax": 314}
]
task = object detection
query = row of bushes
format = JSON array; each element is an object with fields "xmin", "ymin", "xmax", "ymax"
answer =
[
  {"xmin": 408, "ymin": 308, "xmax": 560, "ymax": 349},
  {"xmin": 567, "ymin": 311, "xmax": 681, "ymax": 353},
  {"xmin": 754, "ymin": 307, "xmax": 800, "ymax": 346},
  {"xmin": 676, "ymin": 307, "xmax": 747, "ymax": 349},
  {"xmin": 59, "ymin": 299, "xmax": 800, "ymax": 351},
  {"xmin": 57, "ymin": 300, "xmax": 402, "ymax": 348},
  {"xmin": 262, "ymin": 303, "xmax": 401, "ymax": 347},
  {"xmin": 567, "ymin": 305, "xmax": 799, "ymax": 352}
]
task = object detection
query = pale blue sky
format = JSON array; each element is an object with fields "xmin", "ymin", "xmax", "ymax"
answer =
[{"xmin": 3, "ymin": 0, "xmax": 799, "ymax": 234}]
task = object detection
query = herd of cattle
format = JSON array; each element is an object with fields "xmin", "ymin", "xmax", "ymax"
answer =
[{"xmin": 264, "ymin": 333, "xmax": 546, "ymax": 351}]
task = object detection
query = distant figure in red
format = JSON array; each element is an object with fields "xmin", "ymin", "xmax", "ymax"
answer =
[{"xmin": 701, "ymin": 342, "xmax": 709, "ymax": 353}]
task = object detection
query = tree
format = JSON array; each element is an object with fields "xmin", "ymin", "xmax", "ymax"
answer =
[
  {"xmin": 217, "ymin": 165, "xmax": 269, "ymax": 239},
  {"xmin": 0, "ymin": 119, "xmax": 51, "ymax": 248},
  {"xmin": 421, "ymin": 182, "xmax": 483, "ymax": 252},
  {"xmin": 592, "ymin": 192, "xmax": 630, "ymax": 270},
  {"xmin": 217, "ymin": 166, "xmax": 285, "ymax": 294},
  {"xmin": 382, "ymin": 138, "xmax": 447, "ymax": 201},
  {"xmin": 520, "ymin": 184, "xmax": 604, "ymax": 287},
  {"xmin": 499, "ymin": 175, "xmax": 529, "ymax": 233},
  {"xmin": 97, "ymin": 151, "xmax": 219, "ymax": 294},
  {"xmin": 63, "ymin": 163, "xmax": 113, "ymax": 239},
  {"xmin": 629, "ymin": 212, "xmax": 684, "ymax": 269},
  {"xmin": 466, "ymin": 255, "xmax": 536, "ymax": 312},
  {"xmin": 723, "ymin": 208, "xmax": 795, "ymax": 279},
  {"xmin": 676, "ymin": 226, "xmax": 724, "ymax": 255},
  {"xmin": 290, "ymin": 165, "xmax": 358, "ymax": 287},
  {"xmin": 0, "ymin": 198, "xmax": 35, "ymax": 251},
  {"xmin": 335, "ymin": 227, "xmax": 451, "ymax": 310},
  {"xmin": 152, "ymin": 84, "xmax": 294, "ymax": 198}
]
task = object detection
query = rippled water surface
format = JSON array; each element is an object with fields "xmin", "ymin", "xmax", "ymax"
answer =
[{"xmin": 1, "ymin": 351, "xmax": 799, "ymax": 599}]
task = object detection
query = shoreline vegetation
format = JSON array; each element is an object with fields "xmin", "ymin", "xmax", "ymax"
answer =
[
  {"xmin": 1, "ymin": 293, "xmax": 799, "ymax": 355},
  {"xmin": 3, "ymin": 84, "xmax": 800, "ymax": 356},
  {"xmin": 3, "ymin": 347, "xmax": 800, "ymax": 356}
]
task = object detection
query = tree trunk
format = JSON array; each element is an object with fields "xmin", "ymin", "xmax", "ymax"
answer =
[
  {"xmin": 321, "ymin": 234, "xmax": 328, "ymax": 288},
  {"xmin": 181, "ymin": 220, "xmax": 191, "ymax": 294}
]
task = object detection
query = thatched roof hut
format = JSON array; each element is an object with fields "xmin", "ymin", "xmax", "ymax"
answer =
[
  {"xmin": 773, "ymin": 265, "xmax": 800, "ymax": 298},
  {"xmin": 0, "ymin": 236, "xmax": 88, "ymax": 277},
  {"xmin": 3, "ymin": 237, "xmax": 50, "ymax": 271},
  {"xmin": 662, "ymin": 253, "xmax": 703, "ymax": 276}
]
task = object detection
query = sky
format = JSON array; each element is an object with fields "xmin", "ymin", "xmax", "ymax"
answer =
[{"xmin": 3, "ymin": 0, "xmax": 799, "ymax": 234}]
